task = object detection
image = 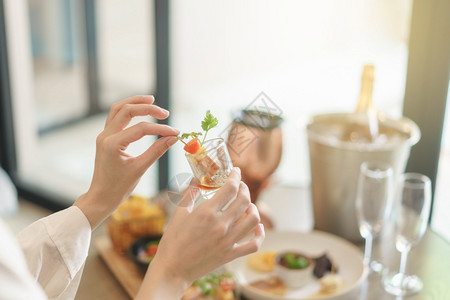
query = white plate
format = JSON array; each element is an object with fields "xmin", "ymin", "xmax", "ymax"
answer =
[{"xmin": 226, "ymin": 230, "xmax": 368, "ymax": 300}]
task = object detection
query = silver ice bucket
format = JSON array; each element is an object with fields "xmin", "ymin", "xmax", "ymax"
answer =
[{"xmin": 306, "ymin": 113, "xmax": 420, "ymax": 242}]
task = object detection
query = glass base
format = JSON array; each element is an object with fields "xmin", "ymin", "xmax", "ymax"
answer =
[
  {"xmin": 367, "ymin": 260, "xmax": 385, "ymax": 276},
  {"xmin": 200, "ymin": 188, "xmax": 219, "ymax": 200},
  {"xmin": 383, "ymin": 272, "xmax": 423, "ymax": 296}
]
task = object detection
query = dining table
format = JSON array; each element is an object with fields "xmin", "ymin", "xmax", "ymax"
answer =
[{"xmin": 75, "ymin": 185, "xmax": 450, "ymax": 300}]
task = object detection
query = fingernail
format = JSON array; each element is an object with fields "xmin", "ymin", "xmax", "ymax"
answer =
[
  {"xmin": 166, "ymin": 136, "xmax": 178, "ymax": 147},
  {"xmin": 234, "ymin": 167, "xmax": 241, "ymax": 175},
  {"xmin": 160, "ymin": 107, "xmax": 169, "ymax": 115},
  {"xmin": 143, "ymin": 95, "xmax": 154, "ymax": 103}
]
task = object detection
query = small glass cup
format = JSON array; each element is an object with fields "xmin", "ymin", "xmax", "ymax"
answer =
[{"xmin": 185, "ymin": 138, "xmax": 233, "ymax": 199}]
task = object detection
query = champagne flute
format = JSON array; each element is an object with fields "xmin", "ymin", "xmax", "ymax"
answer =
[
  {"xmin": 383, "ymin": 173, "xmax": 431, "ymax": 296},
  {"xmin": 355, "ymin": 161, "xmax": 394, "ymax": 274}
]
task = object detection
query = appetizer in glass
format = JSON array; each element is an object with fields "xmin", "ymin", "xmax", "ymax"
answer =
[{"xmin": 178, "ymin": 111, "xmax": 233, "ymax": 199}]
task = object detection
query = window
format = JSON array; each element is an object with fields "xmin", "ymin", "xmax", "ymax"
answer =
[
  {"xmin": 1, "ymin": 0, "xmax": 156, "ymax": 207},
  {"xmin": 169, "ymin": 0, "xmax": 413, "ymax": 187}
]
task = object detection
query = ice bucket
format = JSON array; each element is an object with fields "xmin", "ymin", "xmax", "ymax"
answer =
[{"xmin": 306, "ymin": 113, "xmax": 420, "ymax": 242}]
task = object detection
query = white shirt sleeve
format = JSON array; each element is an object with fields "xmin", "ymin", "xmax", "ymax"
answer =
[
  {"xmin": 0, "ymin": 218, "xmax": 47, "ymax": 300},
  {"xmin": 7, "ymin": 206, "xmax": 92, "ymax": 300}
]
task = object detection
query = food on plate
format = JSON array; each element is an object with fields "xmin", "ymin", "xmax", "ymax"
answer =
[
  {"xmin": 107, "ymin": 195, "xmax": 166, "ymax": 253},
  {"xmin": 316, "ymin": 273, "xmax": 346, "ymax": 295},
  {"xmin": 129, "ymin": 235, "xmax": 162, "ymax": 267},
  {"xmin": 312, "ymin": 254, "xmax": 344, "ymax": 296},
  {"xmin": 247, "ymin": 251, "xmax": 339, "ymax": 274},
  {"xmin": 275, "ymin": 252, "xmax": 314, "ymax": 288},
  {"xmin": 313, "ymin": 253, "xmax": 338, "ymax": 278},
  {"xmin": 111, "ymin": 195, "xmax": 163, "ymax": 221},
  {"xmin": 248, "ymin": 276, "xmax": 287, "ymax": 295},
  {"xmin": 182, "ymin": 273, "xmax": 236, "ymax": 300},
  {"xmin": 246, "ymin": 250, "xmax": 345, "ymax": 296},
  {"xmin": 277, "ymin": 252, "xmax": 312, "ymax": 270},
  {"xmin": 247, "ymin": 250, "xmax": 277, "ymax": 272},
  {"xmin": 135, "ymin": 239, "xmax": 159, "ymax": 264}
]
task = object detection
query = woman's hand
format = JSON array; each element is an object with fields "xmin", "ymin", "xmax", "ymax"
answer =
[
  {"xmin": 74, "ymin": 95, "xmax": 179, "ymax": 229},
  {"xmin": 136, "ymin": 168, "xmax": 265, "ymax": 299}
]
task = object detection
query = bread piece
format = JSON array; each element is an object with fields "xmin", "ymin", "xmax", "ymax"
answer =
[
  {"xmin": 247, "ymin": 251, "xmax": 277, "ymax": 272},
  {"xmin": 249, "ymin": 277, "xmax": 287, "ymax": 295},
  {"xmin": 195, "ymin": 153, "xmax": 220, "ymax": 178},
  {"xmin": 318, "ymin": 273, "xmax": 345, "ymax": 294}
]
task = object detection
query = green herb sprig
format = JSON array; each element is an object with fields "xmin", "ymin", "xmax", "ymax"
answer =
[
  {"xmin": 178, "ymin": 110, "xmax": 218, "ymax": 146},
  {"xmin": 177, "ymin": 132, "xmax": 202, "ymax": 142},
  {"xmin": 200, "ymin": 110, "xmax": 218, "ymax": 145}
]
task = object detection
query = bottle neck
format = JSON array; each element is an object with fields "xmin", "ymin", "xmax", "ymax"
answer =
[{"xmin": 356, "ymin": 64, "xmax": 375, "ymax": 113}]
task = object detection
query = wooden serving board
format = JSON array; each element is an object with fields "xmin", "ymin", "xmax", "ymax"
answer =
[{"xmin": 95, "ymin": 236, "xmax": 144, "ymax": 299}]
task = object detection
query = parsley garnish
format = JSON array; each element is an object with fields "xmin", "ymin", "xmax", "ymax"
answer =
[
  {"xmin": 200, "ymin": 110, "xmax": 218, "ymax": 145},
  {"xmin": 176, "ymin": 132, "xmax": 202, "ymax": 141},
  {"xmin": 178, "ymin": 110, "xmax": 218, "ymax": 146}
]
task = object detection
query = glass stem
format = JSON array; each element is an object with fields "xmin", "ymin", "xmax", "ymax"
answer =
[
  {"xmin": 364, "ymin": 234, "xmax": 373, "ymax": 265},
  {"xmin": 398, "ymin": 248, "xmax": 410, "ymax": 275}
]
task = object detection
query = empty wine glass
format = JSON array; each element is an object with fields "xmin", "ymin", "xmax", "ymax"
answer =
[
  {"xmin": 383, "ymin": 173, "xmax": 431, "ymax": 296},
  {"xmin": 356, "ymin": 161, "xmax": 394, "ymax": 274}
]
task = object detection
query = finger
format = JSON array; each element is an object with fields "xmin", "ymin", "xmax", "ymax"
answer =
[
  {"xmin": 221, "ymin": 181, "xmax": 251, "ymax": 224},
  {"xmin": 166, "ymin": 180, "xmax": 199, "ymax": 229},
  {"xmin": 114, "ymin": 122, "xmax": 179, "ymax": 149},
  {"xmin": 177, "ymin": 179, "xmax": 200, "ymax": 211},
  {"xmin": 230, "ymin": 223, "xmax": 265, "ymax": 259},
  {"xmin": 105, "ymin": 95, "xmax": 154, "ymax": 127},
  {"xmin": 228, "ymin": 203, "xmax": 261, "ymax": 243},
  {"xmin": 210, "ymin": 167, "xmax": 241, "ymax": 210},
  {"xmin": 107, "ymin": 104, "xmax": 170, "ymax": 133},
  {"xmin": 138, "ymin": 135, "xmax": 178, "ymax": 170}
]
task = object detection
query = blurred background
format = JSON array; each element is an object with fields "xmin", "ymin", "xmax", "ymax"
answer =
[{"xmin": 0, "ymin": 0, "xmax": 449, "ymax": 241}]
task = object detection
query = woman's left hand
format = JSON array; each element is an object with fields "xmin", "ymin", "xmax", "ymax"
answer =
[{"xmin": 136, "ymin": 168, "xmax": 265, "ymax": 299}]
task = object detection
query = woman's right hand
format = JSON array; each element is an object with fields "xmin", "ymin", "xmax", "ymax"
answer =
[
  {"xmin": 74, "ymin": 95, "xmax": 179, "ymax": 229},
  {"xmin": 136, "ymin": 168, "xmax": 265, "ymax": 299}
]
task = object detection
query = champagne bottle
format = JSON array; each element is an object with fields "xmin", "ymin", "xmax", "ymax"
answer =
[
  {"xmin": 343, "ymin": 64, "xmax": 378, "ymax": 142},
  {"xmin": 356, "ymin": 64, "xmax": 375, "ymax": 113}
]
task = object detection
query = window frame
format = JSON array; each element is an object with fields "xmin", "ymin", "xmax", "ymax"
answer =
[
  {"xmin": 0, "ymin": 0, "xmax": 170, "ymax": 211},
  {"xmin": 403, "ymin": 0, "xmax": 450, "ymax": 223}
]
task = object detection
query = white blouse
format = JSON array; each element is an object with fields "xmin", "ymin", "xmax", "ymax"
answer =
[{"xmin": 0, "ymin": 206, "xmax": 91, "ymax": 300}]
